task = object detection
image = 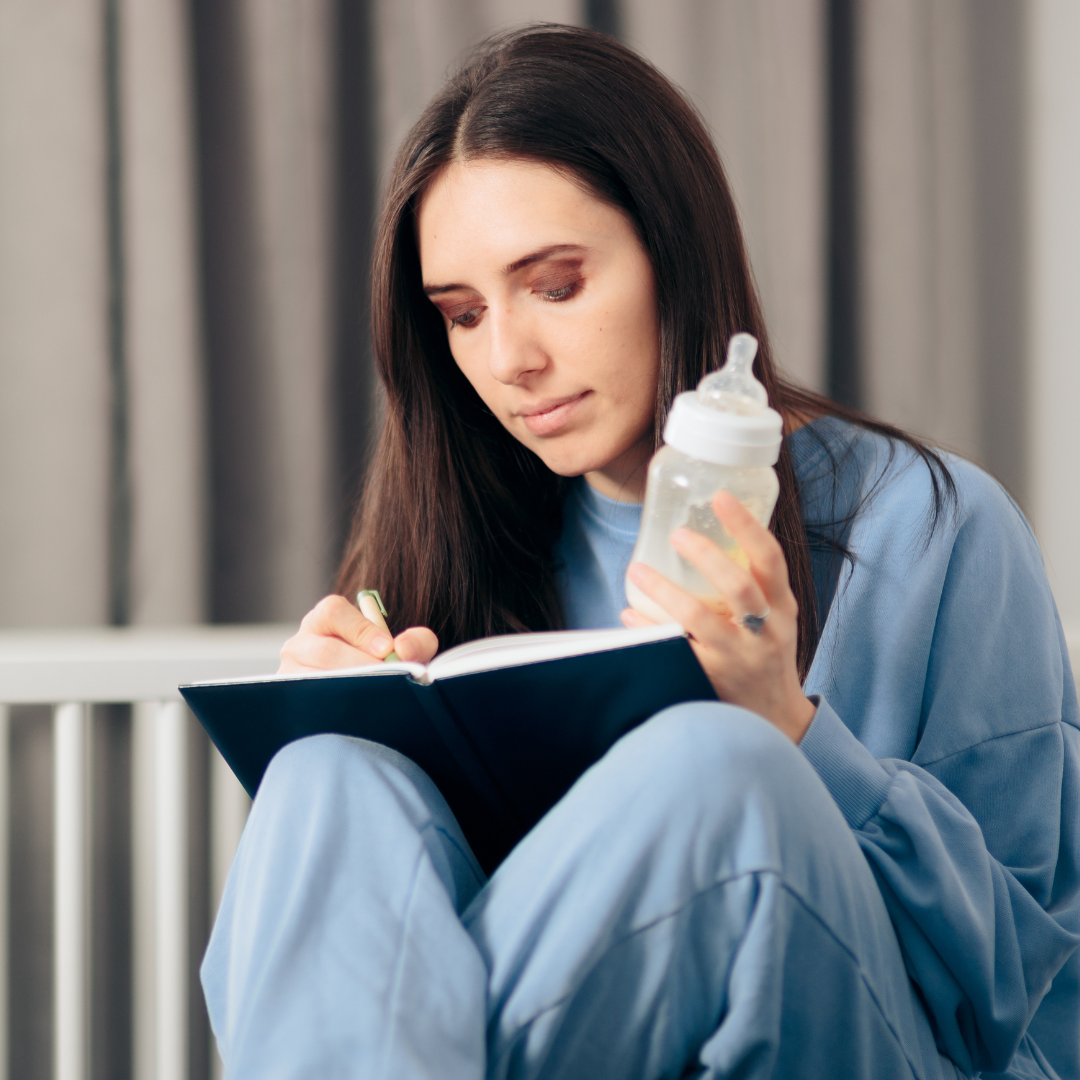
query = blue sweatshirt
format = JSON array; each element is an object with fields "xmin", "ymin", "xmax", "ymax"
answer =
[{"xmin": 554, "ymin": 416, "xmax": 1080, "ymax": 1080}]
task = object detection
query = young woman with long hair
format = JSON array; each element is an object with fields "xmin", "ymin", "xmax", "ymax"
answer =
[{"xmin": 202, "ymin": 26, "xmax": 1079, "ymax": 1080}]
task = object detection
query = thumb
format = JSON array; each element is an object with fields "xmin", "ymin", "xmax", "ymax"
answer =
[
  {"xmin": 393, "ymin": 627, "xmax": 439, "ymax": 663},
  {"xmin": 344, "ymin": 614, "xmax": 395, "ymax": 659}
]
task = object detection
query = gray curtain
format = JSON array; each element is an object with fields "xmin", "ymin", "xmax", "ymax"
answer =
[
  {"xmin": 0, "ymin": 0, "xmax": 1060, "ymax": 634},
  {"xmin": 856, "ymin": 0, "xmax": 1028, "ymax": 499}
]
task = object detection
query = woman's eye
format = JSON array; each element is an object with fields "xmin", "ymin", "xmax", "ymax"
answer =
[
  {"xmin": 449, "ymin": 308, "xmax": 482, "ymax": 329},
  {"xmin": 538, "ymin": 280, "xmax": 580, "ymax": 302}
]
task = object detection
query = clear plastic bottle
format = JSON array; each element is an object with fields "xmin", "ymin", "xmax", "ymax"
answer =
[{"xmin": 625, "ymin": 334, "xmax": 783, "ymax": 622}]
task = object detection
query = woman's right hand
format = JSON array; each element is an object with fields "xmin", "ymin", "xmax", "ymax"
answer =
[{"xmin": 278, "ymin": 595, "xmax": 439, "ymax": 674}]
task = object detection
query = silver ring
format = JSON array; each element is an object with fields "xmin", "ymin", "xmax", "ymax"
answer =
[{"xmin": 738, "ymin": 608, "xmax": 770, "ymax": 636}]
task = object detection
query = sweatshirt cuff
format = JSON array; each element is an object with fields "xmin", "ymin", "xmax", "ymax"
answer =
[{"xmin": 799, "ymin": 696, "xmax": 893, "ymax": 829}]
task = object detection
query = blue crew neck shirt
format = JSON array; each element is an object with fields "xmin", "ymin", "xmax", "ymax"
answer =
[
  {"xmin": 552, "ymin": 416, "xmax": 1080, "ymax": 1080},
  {"xmin": 553, "ymin": 479, "xmax": 642, "ymax": 629}
]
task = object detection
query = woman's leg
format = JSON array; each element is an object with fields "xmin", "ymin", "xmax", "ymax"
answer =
[
  {"xmin": 201, "ymin": 733, "xmax": 488, "ymax": 1080},
  {"xmin": 469, "ymin": 703, "xmax": 959, "ymax": 1080}
]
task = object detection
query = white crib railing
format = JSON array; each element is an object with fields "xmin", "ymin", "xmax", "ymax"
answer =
[{"xmin": 0, "ymin": 625, "xmax": 292, "ymax": 1080}]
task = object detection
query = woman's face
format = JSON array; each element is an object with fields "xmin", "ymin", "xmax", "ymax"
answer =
[{"xmin": 417, "ymin": 158, "xmax": 661, "ymax": 501}]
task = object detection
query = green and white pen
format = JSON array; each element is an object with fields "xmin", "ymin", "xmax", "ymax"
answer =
[{"xmin": 356, "ymin": 589, "xmax": 401, "ymax": 662}]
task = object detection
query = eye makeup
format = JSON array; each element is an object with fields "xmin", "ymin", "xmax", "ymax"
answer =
[
  {"xmin": 528, "ymin": 259, "xmax": 584, "ymax": 300},
  {"xmin": 431, "ymin": 256, "xmax": 586, "ymax": 330},
  {"xmin": 438, "ymin": 296, "xmax": 484, "ymax": 328}
]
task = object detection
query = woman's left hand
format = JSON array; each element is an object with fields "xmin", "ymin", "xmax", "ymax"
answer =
[{"xmin": 623, "ymin": 490, "xmax": 817, "ymax": 744}]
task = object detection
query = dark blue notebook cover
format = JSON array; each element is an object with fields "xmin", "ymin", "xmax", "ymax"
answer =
[{"xmin": 181, "ymin": 634, "xmax": 716, "ymax": 872}]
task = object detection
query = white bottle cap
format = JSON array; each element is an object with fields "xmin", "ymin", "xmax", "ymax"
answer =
[{"xmin": 662, "ymin": 333, "xmax": 783, "ymax": 467}]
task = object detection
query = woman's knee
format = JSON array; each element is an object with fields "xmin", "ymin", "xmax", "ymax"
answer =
[
  {"xmin": 245, "ymin": 734, "xmax": 483, "ymax": 913},
  {"xmin": 504, "ymin": 702, "xmax": 833, "ymax": 912},
  {"xmin": 261, "ymin": 732, "xmax": 373, "ymax": 800},
  {"xmin": 257, "ymin": 733, "xmax": 440, "ymax": 838},
  {"xmin": 572, "ymin": 702, "xmax": 849, "ymax": 870},
  {"xmin": 609, "ymin": 701, "xmax": 806, "ymax": 803}
]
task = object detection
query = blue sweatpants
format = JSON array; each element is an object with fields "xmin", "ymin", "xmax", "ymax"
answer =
[{"xmin": 201, "ymin": 703, "xmax": 962, "ymax": 1079}]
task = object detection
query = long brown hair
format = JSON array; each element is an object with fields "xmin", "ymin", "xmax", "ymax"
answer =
[{"xmin": 336, "ymin": 24, "xmax": 953, "ymax": 678}]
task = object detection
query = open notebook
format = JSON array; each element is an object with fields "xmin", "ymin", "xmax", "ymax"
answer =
[{"xmin": 181, "ymin": 623, "xmax": 716, "ymax": 872}]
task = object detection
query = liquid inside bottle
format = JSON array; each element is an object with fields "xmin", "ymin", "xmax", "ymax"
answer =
[{"xmin": 625, "ymin": 334, "xmax": 782, "ymax": 623}]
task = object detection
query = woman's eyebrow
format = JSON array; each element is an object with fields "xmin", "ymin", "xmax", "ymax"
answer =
[
  {"xmin": 423, "ymin": 244, "xmax": 586, "ymax": 296},
  {"xmin": 503, "ymin": 243, "xmax": 586, "ymax": 275}
]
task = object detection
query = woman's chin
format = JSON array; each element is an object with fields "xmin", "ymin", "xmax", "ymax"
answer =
[
  {"xmin": 530, "ymin": 435, "xmax": 652, "ymax": 490},
  {"xmin": 533, "ymin": 448, "xmax": 615, "ymax": 481},
  {"xmin": 517, "ymin": 422, "xmax": 654, "ymax": 486}
]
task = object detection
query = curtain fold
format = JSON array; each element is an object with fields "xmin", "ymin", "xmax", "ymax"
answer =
[
  {"xmin": 624, "ymin": 0, "xmax": 828, "ymax": 395},
  {"xmin": 857, "ymin": 0, "xmax": 1028, "ymax": 499},
  {"xmin": 121, "ymin": 0, "xmax": 206, "ymax": 627},
  {"xmin": 0, "ymin": 0, "xmax": 111, "ymax": 627},
  {"xmin": 192, "ymin": 0, "xmax": 335, "ymax": 625}
]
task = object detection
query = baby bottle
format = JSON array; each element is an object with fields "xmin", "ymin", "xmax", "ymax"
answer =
[{"xmin": 625, "ymin": 333, "xmax": 783, "ymax": 623}]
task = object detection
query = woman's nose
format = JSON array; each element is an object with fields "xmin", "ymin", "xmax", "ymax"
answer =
[{"xmin": 486, "ymin": 307, "xmax": 548, "ymax": 384}]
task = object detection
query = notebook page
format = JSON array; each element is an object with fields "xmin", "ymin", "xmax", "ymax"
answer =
[
  {"xmin": 186, "ymin": 659, "xmax": 428, "ymax": 688},
  {"xmin": 426, "ymin": 622, "xmax": 683, "ymax": 682}
]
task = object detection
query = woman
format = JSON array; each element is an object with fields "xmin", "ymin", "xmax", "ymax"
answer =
[{"xmin": 202, "ymin": 26, "xmax": 1080, "ymax": 1080}]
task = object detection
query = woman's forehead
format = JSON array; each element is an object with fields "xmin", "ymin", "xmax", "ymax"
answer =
[{"xmin": 417, "ymin": 159, "xmax": 633, "ymax": 280}]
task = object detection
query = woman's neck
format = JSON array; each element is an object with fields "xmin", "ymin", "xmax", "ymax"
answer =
[
  {"xmin": 583, "ymin": 434, "xmax": 651, "ymax": 503},
  {"xmin": 583, "ymin": 470, "xmax": 645, "ymax": 503}
]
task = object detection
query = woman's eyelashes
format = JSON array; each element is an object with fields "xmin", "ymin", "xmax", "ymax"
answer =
[
  {"xmin": 440, "ymin": 296, "xmax": 484, "ymax": 328},
  {"xmin": 530, "ymin": 268, "xmax": 583, "ymax": 303},
  {"xmin": 536, "ymin": 280, "xmax": 580, "ymax": 302},
  {"xmin": 448, "ymin": 305, "xmax": 483, "ymax": 329},
  {"xmin": 442, "ymin": 272, "xmax": 583, "ymax": 330}
]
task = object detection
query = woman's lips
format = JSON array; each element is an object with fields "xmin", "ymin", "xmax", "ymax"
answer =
[{"xmin": 518, "ymin": 392, "xmax": 590, "ymax": 436}]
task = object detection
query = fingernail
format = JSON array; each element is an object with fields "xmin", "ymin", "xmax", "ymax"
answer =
[
  {"xmin": 372, "ymin": 636, "xmax": 392, "ymax": 656},
  {"xmin": 670, "ymin": 528, "xmax": 691, "ymax": 546},
  {"xmin": 628, "ymin": 563, "xmax": 646, "ymax": 582}
]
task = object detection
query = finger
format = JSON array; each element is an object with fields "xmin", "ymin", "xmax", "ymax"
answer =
[
  {"xmin": 278, "ymin": 632, "xmax": 383, "ymax": 673},
  {"xmin": 300, "ymin": 594, "xmax": 369, "ymax": 638},
  {"xmin": 301, "ymin": 595, "xmax": 394, "ymax": 658},
  {"xmin": 669, "ymin": 528, "xmax": 770, "ymax": 622},
  {"xmin": 394, "ymin": 627, "xmax": 439, "ymax": 663},
  {"xmin": 626, "ymin": 562, "xmax": 738, "ymax": 647},
  {"xmin": 711, "ymin": 491, "xmax": 791, "ymax": 604},
  {"xmin": 620, "ymin": 607, "xmax": 655, "ymax": 628}
]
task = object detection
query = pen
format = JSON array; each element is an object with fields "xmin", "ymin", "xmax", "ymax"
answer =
[{"xmin": 356, "ymin": 589, "xmax": 401, "ymax": 662}]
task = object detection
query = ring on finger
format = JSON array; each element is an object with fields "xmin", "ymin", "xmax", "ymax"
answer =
[{"xmin": 737, "ymin": 607, "xmax": 770, "ymax": 636}]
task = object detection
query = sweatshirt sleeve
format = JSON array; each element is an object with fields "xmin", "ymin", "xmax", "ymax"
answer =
[
  {"xmin": 799, "ymin": 462, "xmax": 1080, "ymax": 1076},
  {"xmin": 801, "ymin": 701, "xmax": 1079, "ymax": 1074}
]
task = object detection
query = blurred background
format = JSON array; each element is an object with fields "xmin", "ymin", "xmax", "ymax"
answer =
[{"xmin": 0, "ymin": 1, "xmax": 1077, "ymax": 1077}]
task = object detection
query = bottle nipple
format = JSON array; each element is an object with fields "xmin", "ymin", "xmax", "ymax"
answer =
[
  {"xmin": 661, "ymin": 331, "xmax": 781, "ymax": 467},
  {"xmin": 696, "ymin": 333, "xmax": 768, "ymax": 416}
]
